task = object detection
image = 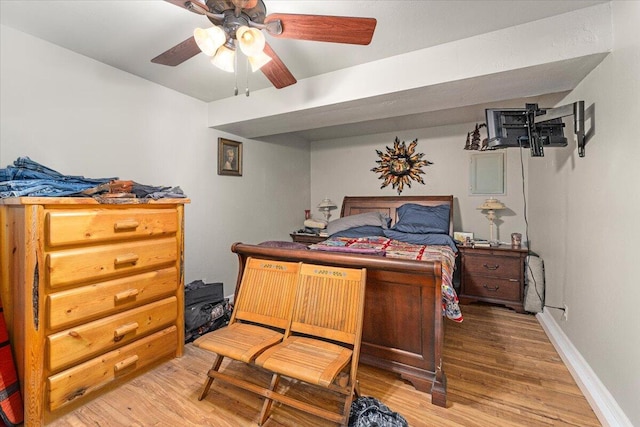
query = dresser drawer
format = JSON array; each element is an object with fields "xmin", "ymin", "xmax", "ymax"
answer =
[
  {"xmin": 463, "ymin": 275, "xmax": 520, "ymax": 302},
  {"xmin": 47, "ymin": 237, "xmax": 177, "ymax": 288},
  {"xmin": 47, "ymin": 297, "xmax": 177, "ymax": 371},
  {"xmin": 47, "ymin": 326, "xmax": 178, "ymax": 411},
  {"xmin": 46, "ymin": 208, "xmax": 178, "ymax": 247},
  {"xmin": 47, "ymin": 267, "xmax": 178, "ymax": 330},
  {"xmin": 463, "ymin": 254, "xmax": 521, "ymax": 279}
]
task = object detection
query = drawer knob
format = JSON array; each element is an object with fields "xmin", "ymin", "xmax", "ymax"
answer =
[
  {"xmin": 114, "ymin": 322, "xmax": 139, "ymax": 341},
  {"xmin": 483, "ymin": 263, "xmax": 500, "ymax": 270},
  {"xmin": 114, "ymin": 355, "xmax": 139, "ymax": 373},
  {"xmin": 114, "ymin": 288, "xmax": 140, "ymax": 302},
  {"xmin": 114, "ymin": 253, "xmax": 139, "ymax": 266},
  {"xmin": 114, "ymin": 220, "xmax": 140, "ymax": 231},
  {"xmin": 482, "ymin": 284, "xmax": 500, "ymax": 292}
]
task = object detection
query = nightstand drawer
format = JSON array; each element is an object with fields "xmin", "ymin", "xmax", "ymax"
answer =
[
  {"xmin": 463, "ymin": 275, "xmax": 520, "ymax": 302},
  {"xmin": 462, "ymin": 255, "xmax": 521, "ymax": 278}
]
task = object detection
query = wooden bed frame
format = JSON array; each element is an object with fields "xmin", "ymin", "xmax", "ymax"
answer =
[{"xmin": 231, "ymin": 195, "xmax": 454, "ymax": 407}]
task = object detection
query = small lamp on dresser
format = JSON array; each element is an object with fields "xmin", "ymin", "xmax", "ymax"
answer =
[
  {"xmin": 477, "ymin": 197, "xmax": 506, "ymax": 246},
  {"xmin": 317, "ymin": 198, "xmax": 337, "ymax": 222}
]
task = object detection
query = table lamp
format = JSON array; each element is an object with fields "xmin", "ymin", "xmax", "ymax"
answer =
[
  {"xmin": 317, "ymin": 198, "xmax": 337, "ymax": 222},
  {"xmin": 477, "ymin": 198, "xmax": 506, "ymax": 246}
]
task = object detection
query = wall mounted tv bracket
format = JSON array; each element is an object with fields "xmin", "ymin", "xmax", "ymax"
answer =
[{"xmin": 527, "ymin": 101, "xmax": 586, "ymax": 157}]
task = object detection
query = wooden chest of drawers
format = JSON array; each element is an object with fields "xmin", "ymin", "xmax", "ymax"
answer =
[
  {"xmin": 457, "ymin": 245, "xmax": 528, "ymax": 313},
  {"xmin": 0, "ymin": 197, "xmax": 188, "ymax": 425}
]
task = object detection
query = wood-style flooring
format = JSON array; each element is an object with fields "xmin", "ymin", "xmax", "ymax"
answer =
[{"xmin": 48, "ymin": 304, "xmax": 601, "ymax": 426}]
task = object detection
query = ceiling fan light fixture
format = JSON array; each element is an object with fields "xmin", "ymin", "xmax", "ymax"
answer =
[
  {"xmin": 211, "ymin": 44, "xmax": 236, "ymax": 73},
  {"xmin": 193, "ymin": 26, "xmax": 226, "ymax": 56},
  {"xmin": 248, "ymin": 50, "xmax": 272, "ymax": 72},
  {"xmin": 236, "ymin": 26, "xmax": 265, "ymax": 57}
]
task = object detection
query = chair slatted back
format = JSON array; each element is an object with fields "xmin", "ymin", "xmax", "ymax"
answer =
[
  {"xmin": 290, "ymin": 263, "xmax": 367, "ymax": 345},
  {"xmin": 232, "ymin": 258, "xmax": 301, "ymax": 330}
]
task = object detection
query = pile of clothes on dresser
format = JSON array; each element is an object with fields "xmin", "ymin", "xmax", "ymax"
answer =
[{"xmin": 0, "ymin": 156, "xmax": 186, "ymax": 199}]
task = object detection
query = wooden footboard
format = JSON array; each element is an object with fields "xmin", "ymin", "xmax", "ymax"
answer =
[{"xmin": 231, "ymin": 242, "xmax": 447, "ymax": 407}]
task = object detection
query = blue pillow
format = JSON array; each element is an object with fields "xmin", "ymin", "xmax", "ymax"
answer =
[
  {"xmin": 331, "ymin": 225, "xmax": 386, "ymax": 238},
  {"xmin": 384, "ymin": 229, "xmax": 458, "ymax": 252},
  {"xmin": 392, "ymin": 203, "xmax": 450, "ymax": 234}
]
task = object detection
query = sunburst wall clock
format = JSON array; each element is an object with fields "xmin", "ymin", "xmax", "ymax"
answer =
[{"xmin": 371, "ymin": 137, "xmax": 432, "ymax": 195}]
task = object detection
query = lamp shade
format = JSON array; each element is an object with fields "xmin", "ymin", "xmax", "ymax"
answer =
[
  {"xmin": 194, "ymin": 26, "xmax": 226, "ymax": 56},
  {"xmin": 236, "ymin": 26, "xmax": 266, "ymax": 57},
  {"xmin": 211, "ymin": 44, "xmax": 236, "ymax": 73},
  {"xmin": 317, "ymin": 198, "xmax": 337, "ymax": 210},
  {"xmin": 477, "ymin": 198, "xmax": 506, "ymax": 210}
]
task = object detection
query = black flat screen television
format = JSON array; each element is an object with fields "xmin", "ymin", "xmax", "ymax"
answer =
[{"xmin": 485, "ymin": 108, "xmax": 567, "ymax": 153}]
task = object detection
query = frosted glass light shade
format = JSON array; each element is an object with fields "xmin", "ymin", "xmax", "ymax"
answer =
[
  {"xmin": 236, "ymin": 26, "xmax": 266, "ymax": 57},
  {"xmin": 248, "ymin": 51, "xmax": 272, "ymax": 71},
  {"xmin": 211, "ymin": 45, "xmax": 236, "ymax": 73},
  {"xmin": 193, "ymin": 26, "xmax": 226, "ymax": 56},
  {"xmin": 477, "ymin": 198, "xmax": 506, "ymax": 210},
  {"xmin": 317, "ymin": 198, "xmax": 337, "ymax": 222},
  {"xmin": 317, "ymin": 198, "xmax": 337, "ymax": 210}
]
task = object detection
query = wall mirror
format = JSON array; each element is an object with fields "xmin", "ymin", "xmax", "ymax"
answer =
[{"xmin": 469, "ymin": 152, "xmax": 505, "ymax": 195}]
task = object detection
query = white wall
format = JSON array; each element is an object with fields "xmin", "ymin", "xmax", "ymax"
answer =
[
  {"xmin": 310, "ymin": 124, "xmax": 528, "ymax": 243},
  {"xmin": 528, "ymin": 1, "xmax": 639, "ymax": 425},
  {"xmin": 0, "ymin": 25, "xmax": 311, "ymax": 297}
]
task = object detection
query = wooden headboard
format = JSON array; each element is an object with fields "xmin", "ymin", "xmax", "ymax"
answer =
[{"xmin": 340, "ymin": 195, "xmax": 454, "ymax": 236}]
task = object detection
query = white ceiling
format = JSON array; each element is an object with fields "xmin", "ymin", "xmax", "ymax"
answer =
[{"xmin": 0, "ymin": 0, "xmax": 609, "ymax": 141}]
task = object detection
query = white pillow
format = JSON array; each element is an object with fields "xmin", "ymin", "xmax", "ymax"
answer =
[{"xmin": 327, "ymin": 212, "xmax": 389, "ymax": 236}]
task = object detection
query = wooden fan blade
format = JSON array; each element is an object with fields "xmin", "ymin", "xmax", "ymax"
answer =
[
  {"xmin": 164, "ymin": 0, "xmax": 210, "ymax": 12},
  {"xmin": 265, "ymin": 14, "xmax": 377, "ymax": 45},
  {"xmin": 151, "ymin": 36, "xmax": 201, "ymax": 66},
  {"xmin": 261, "ymin": 43, "xmax": 297, "ymax": 89}
]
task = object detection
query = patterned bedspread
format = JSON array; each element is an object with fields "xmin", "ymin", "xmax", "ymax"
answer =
[{"xmin": 309, "ymin": 236, "xmax": 463, "ymax": 322}]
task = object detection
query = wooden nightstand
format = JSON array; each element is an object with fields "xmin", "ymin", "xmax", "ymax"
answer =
[
  {"xmin": 457, "ymin": 245, "xmax": 528, "ymax": 313},
  {"xmin": 290, "ymin": 233, "xmax": 327, "ymax": 246}
]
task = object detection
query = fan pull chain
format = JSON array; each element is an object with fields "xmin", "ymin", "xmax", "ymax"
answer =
[
  {"xmin": 245, "ymin": 56, "xmax": 250, "ymax": 97},
  {"xmin": 234, "ymin": 50, "xmax": 239, "ymax": 96}
]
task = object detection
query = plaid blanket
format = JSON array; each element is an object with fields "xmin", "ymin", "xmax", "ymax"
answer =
[{"xmin": 309, "ymin": 236, "xmax": 463, "ymax": 322}]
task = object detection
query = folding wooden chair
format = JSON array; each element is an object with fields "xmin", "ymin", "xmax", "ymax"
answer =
[
  {"xmin": 254, "ymin": 263, "xmax": 367, "ymax": 426},
  {"xmin": 193, "ymin": 257, "xmax": 301, "ymax": 401}
]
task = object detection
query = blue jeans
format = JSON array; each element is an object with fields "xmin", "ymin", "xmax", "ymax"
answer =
[{"xmin": 0, "ymin": 157, "xmax": 115, "ymax": 198}]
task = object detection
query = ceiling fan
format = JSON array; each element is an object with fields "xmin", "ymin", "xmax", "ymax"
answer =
[{"xmin": 152, "ymin": 0, "xmax": 377, "ymax": 92}]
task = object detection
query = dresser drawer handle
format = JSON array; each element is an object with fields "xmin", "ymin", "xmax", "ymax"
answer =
[
  {"xmin": 114, "ymin": 288, "xmax": 140, "ymax": 302},
  {"xmin": 114, "ymin": 253, "xmax": 139, "ymax": 266},
  {"xmin": 114, "ymin": 322, "xmax": 139, "ymax": 341},
  {"xmin": 483, "ymin": 264, "xmax": 500, "ymax": 270},
  {"xmin": 114, "ymin": 355, "xmax": 139, "ymax": 373},
  {"xmin": 114, "ymin": 220, "xmax": 139, "ymax": 231},
  {"xmin": 482, "ymin": 284, "xmax": 500, "ymax": 292}
]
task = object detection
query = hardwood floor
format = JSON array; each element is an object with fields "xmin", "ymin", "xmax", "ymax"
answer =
[{"xmin": 48, "ymin": 304, "xmax": 601, "ymax": 426}]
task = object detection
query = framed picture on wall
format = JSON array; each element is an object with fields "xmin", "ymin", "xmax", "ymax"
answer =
[{"xmin": 218, "ymin": 138, "xmax": 242, "ymax": 176}]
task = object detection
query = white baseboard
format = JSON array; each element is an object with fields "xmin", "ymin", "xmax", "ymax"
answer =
[{"xmin": 536, "ymin": 309, "xmax": 632, "ymax": 427}]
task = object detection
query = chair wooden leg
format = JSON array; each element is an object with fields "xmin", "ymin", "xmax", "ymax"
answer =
[
  {"xmin": 340, "ymin": 381, "xmax": 359, "ymax": 426},
  {"xmin": 258, "ymin": 373, "xmax": 281, "ymax": 426},
  {"xmin": 199, "ymin": 355, "xmax": 224, "ymax": 401}
]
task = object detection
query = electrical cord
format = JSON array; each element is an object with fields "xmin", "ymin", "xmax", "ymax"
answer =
[{"xmin": 519, "ymin": 121, "xmax": 565, "ymax": 314}]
